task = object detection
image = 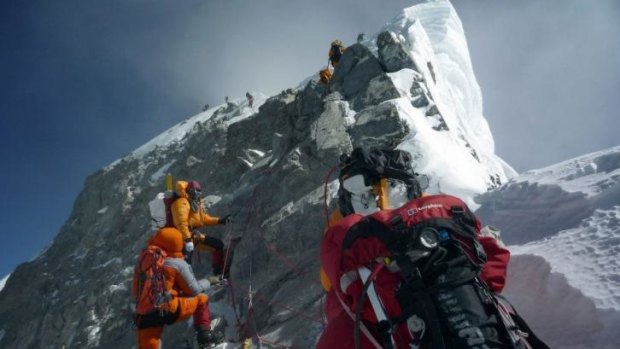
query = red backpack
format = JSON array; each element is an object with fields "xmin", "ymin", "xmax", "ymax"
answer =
[
  {"xmin": 163, "ymin": 193, "xmax": 180, "ymax": 228},
  {"xmin": 132, "ymin": 245, "xmax": 170, "ymax": 315},
  {"xmin": 321, "ymin": 194, "xmax": 548, "ymax": 349}
]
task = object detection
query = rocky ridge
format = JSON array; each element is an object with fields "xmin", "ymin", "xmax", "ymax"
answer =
[{"xmin": 0, "ymin": 2, "xmax": 512, "ymax": 348}]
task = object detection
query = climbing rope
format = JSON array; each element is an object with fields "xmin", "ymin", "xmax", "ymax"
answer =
[{"xmin": 223, "ymin": 162, "xmax": 341, "ymax": 345}]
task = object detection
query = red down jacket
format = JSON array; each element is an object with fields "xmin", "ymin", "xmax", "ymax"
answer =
[{"xmin": 317, "ymin": 194, "xmax": 510, "ymax": 349}]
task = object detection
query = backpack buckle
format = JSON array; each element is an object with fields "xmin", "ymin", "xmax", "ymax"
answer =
[{"xmin": 450, "ymin": 206, "xmax": 465, "ymax": 215}]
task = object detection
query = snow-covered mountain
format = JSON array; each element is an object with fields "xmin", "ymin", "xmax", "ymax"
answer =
[
  {"xmin": 2, "ymin": 0, "xmax": 616, "ymax": 348},
  {"xmin": 476, "ymin": 146, "xmax": 620, "ymax": 348}
]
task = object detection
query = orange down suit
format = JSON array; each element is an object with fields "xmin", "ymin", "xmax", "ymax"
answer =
[
  {"xmin": 171, "ymin": 180, "xmax": 220, "ymax": 241},
  {"xmin": 135, "ymin": 227, "xmax": 211, "ymax": 349},
  {"xmin": 171, "ymin": 180, "xmax": 227, "ymax": 272}
]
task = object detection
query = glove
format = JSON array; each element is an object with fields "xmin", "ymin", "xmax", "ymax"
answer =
[
  {"xmin": 219, "ymin": 214, "xmax": 232, "ymax": 225},
  {"xmin": 184, "ymin": 240, "xmax": 195, "ymax": 253},
  {"xmin": 192, "ymin": 230, "xmax": 205, "ymax": 242}
]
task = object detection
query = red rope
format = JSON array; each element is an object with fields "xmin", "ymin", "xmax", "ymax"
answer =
[
  {"xmin": 227, "ymin": 163, "xmax": 340, "ymax": 343},
  {"xmin": 255, "ymin": 228, "xmax": 317, "ymax": 280},
  {"xmin": 222, "ymin": 224, "xmax": 234, "ymax": 278},
  {"xmin": 225, "ymin": 279, "xmax": 242, "ymax": 327},
  {"xmin": 253, "ymin": 292, "xmax": 323, "ymax": 325}
]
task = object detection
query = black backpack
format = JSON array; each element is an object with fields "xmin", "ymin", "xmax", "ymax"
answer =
[{"xmin": 336, "ymin": 194, "xmax": 549, "ymax": 349}]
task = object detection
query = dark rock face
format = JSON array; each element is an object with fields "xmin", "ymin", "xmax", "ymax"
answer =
[
  {"xmin": 377, "ymin": 31, "xmax": 419, "ymax": 73},
  {"xmin": 349, "ymin": 102, "xmax": 409, "ymax": 149},
  {"xmin": 330, "ymin": 43, "xmax": 400, "ymax": 111}
]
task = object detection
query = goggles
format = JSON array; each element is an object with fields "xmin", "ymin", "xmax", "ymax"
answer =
[
  {"xmin": 342, "ymin": 175, "xmax": 412, "ymax": 213},
  {"xmin": 342, "ymin": 174, "xmax": 380, "ymax": 215},
  {"xmin": 187, "ymin": 188, "xmax": 202, "ymax": 201}
]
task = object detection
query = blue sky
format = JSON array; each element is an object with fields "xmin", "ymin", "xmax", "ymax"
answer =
[{"xmin": 1, "ymin": 0, "xmax": 619, "ymax": 278}]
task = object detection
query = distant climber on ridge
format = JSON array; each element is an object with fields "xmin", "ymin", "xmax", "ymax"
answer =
[
  {"xmin": 246, "ymin": 92, "xmax": 254, "ymax": 108},
  {"xmin": 132, "ymin": 227, "xmax": 223, "ymax": 349},
  {"xmin": 320, "ymin": 39, "xmax": 347, "ymax": 84},
  {"xmin": 171, "ymin": 180, "xmax": 233, "ymax": 282},
  {"xmin": 357, "ymin": 33, "xmax": 365, "ymax": 44},
  {"xmin": 328, "ymin": 39, "xmax": 346, "ymax": 67}
]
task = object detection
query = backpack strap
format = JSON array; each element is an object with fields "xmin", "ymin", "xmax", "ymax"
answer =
[
  {"xmin": 334, "ymin": 291, "xmax": 383, "ymax": 349},
  {"xmin": 355, "ymin": 265, "xmax": 395, "ymax": 349},
  {"xmin": 449, "ymin": 205, "xmax": 487, "ymax": 266},
  {"xmin": 395, "ymin": 255, "xmax": 446, "ymax": 349},
  {"xmin": 494, "ymin": 294, "xmax": 551, "ymax": 349}
]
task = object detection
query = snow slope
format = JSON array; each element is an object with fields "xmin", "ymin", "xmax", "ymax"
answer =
[
  {"xmin": 357, "ymin": 0, "xmax": 516, "ymax": 207},
  {"xmin": 478, "ymin": 146, "xmax": 620, "ymax": 348},
  {"xmin": 105, "ymin": 93, "xmax": 267, "ymax": 170}
]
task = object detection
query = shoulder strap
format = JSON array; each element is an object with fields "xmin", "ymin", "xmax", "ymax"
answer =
[{"xmin": 334, "ymin": 291, "xmax": 383, "ymax": 349}]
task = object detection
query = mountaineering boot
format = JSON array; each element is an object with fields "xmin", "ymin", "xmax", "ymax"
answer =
[
  {"xmin": 207, "ymin": 275, "xmax": 223, "ymax": 286},
  {"xmin": 196, "ymin": 328, "xmax": 224, "ymax": 348},
  {"xmin": 212, "ymin": 236, "xmax": 242, "ymax": 281}
]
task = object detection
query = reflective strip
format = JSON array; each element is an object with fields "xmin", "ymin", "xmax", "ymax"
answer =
[
  {"xmin": 357, "ymin": 267, "xmax": 388, "ymax": 322},
  {"xmin": 339, "ymin": 270, "xmax": 358, "ymax": 293}
]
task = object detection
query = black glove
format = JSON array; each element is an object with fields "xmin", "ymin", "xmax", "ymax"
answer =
[{"xmin": 218, "ymin": 214, "xmax": 231, "ymax": 225}]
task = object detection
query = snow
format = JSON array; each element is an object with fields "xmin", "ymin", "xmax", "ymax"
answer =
[
  {"xmin": 224, "ymin": 93, "xmax": 268, "ymax": 125},
  {"xmin": 203, "ymin": 195, "xmax": 222, "ymax": 208},
  {"xmin": 86, "ymin": 310, "xmax": 102, "ymax": 347},
  {"xmin": 383, "ymin": 1, "xmax": 497, "ymax": 156},
  {"xmin": 148, "ymin": 192, "xmax": 167, "ymax": 227},
  {"xmin": 511, "ymin": 145, "xmax": 620, "ymax": 197},
  {"xmin": 68, "ymin": 248, "xmax": 89, "ymax": 260},
  {"xmin": 104, "ymin": 93, "xmax": 267, "ymax": 171},
  {"xmin": 511, "ymin": 206, "xmax": 620, "ymax": 310},
  {"xmin": 107, "ymin": 283, "xmax": 127, "ymax": 293},
  {"xmin": 0, "ymin": 274, "xmax": 9, "ymax": 292},
  {"xmin": 390, "ymin": 96, "xmax": 490, "ymax": 207},
  {"xmin": 476, "ymin": 145, "xmax": 620, "ymax": 347},
  {"xmin": 372, "ymin": 0, "xmax": 517, "ymax": 206},
  {"xmin": 91, "ymin": 257, "xmax": 122, "ymax": 270},
  {"xmin": 97, "ymin": 206, "xmax": 108, "ymax": 214},
  {"xmin": 247, "ymin": 149, "xmax": 265, "ymax": 157},
  {"xmin": 239, "ymin": 158, "xmax": 253, "ymax": 168},
  {"xmin": 387, "ymin": 69, "xmax": 422, "ymax": 98},
  {"xmin": 149, "ymin": 160, "xmax": 176, "ymax": 185},
  {"xmin": 503, "ymin": 254, "xmax": 620, "ymax": 348}
]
